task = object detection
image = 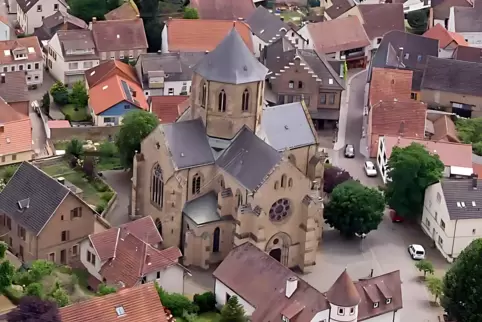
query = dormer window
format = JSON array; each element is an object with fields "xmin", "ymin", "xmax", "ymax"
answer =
[
  {"xmin": 373, "ymin": 301, "xmax": 379, "ymax": 308},
  {"xmin": 337, "ymin": 308, "xmax": 345, "ymax": 315},
  {"xmin": 386, "ymin": 298, "xmax": 392, "ymax": 304},
  {"xmin": 350, "ymin": 307, "xmax": 355, "ymax": 315}
]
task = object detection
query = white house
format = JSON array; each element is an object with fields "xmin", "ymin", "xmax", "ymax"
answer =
[
  {"xmin": 402, "ymin": 0, "xmax": 430, "ymax": 13},
  {"xmin": 422, "ymin": 178, "xmax": 482, "ymax": 262},
  {"xmin": 213, "ymin": 242, "xmax": 402, "ymax": 322},
  {"xmin": 47, "ymin": 30, "xmax": 99, "ymax": 85},
  {"xmin": 80, "ymin": 216, "xmax": 184, "ymax": 293},
  {"xmin": 0, "ymin": 36, "xmax": 43, "ymax": 87},
  {"xmin": 377, "ymin": 135, "xmax": 473, "ymax": 184},
  {"xmin": 448, "ymin": 3, "xmax": 482, "ymax": 47},
  {"xmin": 16, "ymin": 0, "xmax": 68, "ymax": 35},
  {"xmin": 0, "ymin": 17, "xmax": 10, "ymax": 41}
]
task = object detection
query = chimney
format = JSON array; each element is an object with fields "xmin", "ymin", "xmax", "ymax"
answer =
[
  {"xmin": 57, "ymin": 177, "xmax": 65, "ymax": 185},
  {"xmin": 92, "ymin": 17, "xmax": 97, "ymax": 23},
  {"xmin": 285, "ymin": 276, "xmax": 298, "ymax": 298},
  {"xmin": 473, "ymin": 174, "xmax": 478, "ymax": 189},
  {"xmin": 1, "ymin": 73, "xmax": 5, "ymax": 84}
]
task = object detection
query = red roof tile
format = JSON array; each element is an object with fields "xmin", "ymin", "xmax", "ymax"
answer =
[
  {"xmin": 369, "ymin": 68, "xmax": 413, "ymax": 104},
  {"xmin": 0, "ymin": 36, "xmax": 42, "ymax": 65},
  {"xmin": 473, "ymin": 163, "xmax": 482, "ymax": 176},
  {"xmin": 432, "ymin": 115, "xmax": 460, "ymax": 142},
  {"xmin": 85, "ymin": 60, "xmax": 139, "ymax": 88},
  {"xmin": 104, "ymin": 1, "xmax": 139, "ymax": 20},
  {"xmin": 150, "ymin": 95, "xmax": 189, "ymax": 124},
  {"xmin": 47, "ymin": 120, "xmax": 71, "ymax": 129},
  {"xmin": 59, "ymin": 283, "xmax": 169, "ymax": 322},
  {"xmin": 189, "ymin": 0, "xmax": 255, "ymax": 20},
  {"xmin": 423, "ymin": 24, "xmax": 468, "ymax": 49},
  {"xmin": 326, "ymin": 269, "xmax": 361, "ymax": 306},
  {"xmin": 91, "ymin": 18, "xmax": 148, "ymax": 52},
  {"xmin": 0, "ymin": 99, "xmax": 32, "ymax": 155}
]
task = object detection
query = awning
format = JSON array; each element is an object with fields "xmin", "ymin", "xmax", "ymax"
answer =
[{"xmin": 310, "ymin": 109, "xmax": 340, "ymax": 120}]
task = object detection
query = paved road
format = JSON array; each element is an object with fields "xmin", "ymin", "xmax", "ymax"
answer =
[{"xmin": 102, "ymin": 170, "xmax": 132, "ymax": 227}]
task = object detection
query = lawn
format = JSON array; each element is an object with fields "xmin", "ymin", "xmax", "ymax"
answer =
[
  {"xmin": 274, "ymin": 10, "xmax": 303, "ymax": 23},
  {"xmin": 175, "ymin": 312, "xmax": 221, "ymax": 322},
  {"xmin": 61, "ymin": 104, "xmax": 89, "ymax": 122}
]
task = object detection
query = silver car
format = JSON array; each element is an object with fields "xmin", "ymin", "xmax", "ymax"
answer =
[{"xmin": 344, "ymin": 144, "xmax": 355, "ymax": 158}]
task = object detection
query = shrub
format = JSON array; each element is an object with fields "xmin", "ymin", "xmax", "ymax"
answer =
[
  {"xmin": 95, "ymin": 202, "xmax": 107, "ymax": 214},
  {"xmin": 50, "ymin": 82, "xmax": 69, "ymax": 106},
  {"xmin": 41, "ymin": 92, "xmax": 50, "ymax": 115},
  {"xmin": 29, "ymin": 260, "xmax": 55, "ymax": 282},
  {"xmin": 66, "ymin": 139, "xmax": 84, "ymax": 158},
  {"xmin": 25, "ymin": 283, "xmax": 44, "ymax": 299},
  {"xmin": 94, "ymin": 181, "xmax": 108, "ymax": 192},
  {"xmin": 182, "ymin": 310, "xmax": 198, "ymax": 322},
  {"xmin": 97, "ymin": 283, "xmax": 116, "ymax": 296},
  {"xmin": 101, "ymin": 191, "xmax": 114, "ymax": 203},
  {"xmin": 2, "ymin": 165, "xmax": 19, "ymax": 183},
  {"xmin": 99, "ymin": 141, "xmax": 117, "ymax": 158},
  {"xmin": 157, "ymin": 287, "xmax": 198, "ymax": 317},
  {"xmin": 4, "ymin": 286, "xmax": 24, "ymax": 305},
  {"xmin": 193, "ymin": 292, "xmax": 216, "ymax": 313}
]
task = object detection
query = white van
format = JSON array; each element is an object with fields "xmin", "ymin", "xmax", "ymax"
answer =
[{"xmin": 408, "ymin": 244, "xmax": 426, "ymax": 260}]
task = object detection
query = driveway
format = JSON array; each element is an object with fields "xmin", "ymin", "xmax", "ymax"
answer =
[{"xmin": 101, "ymin": 170, "xmax": 131, "ymax": 227}]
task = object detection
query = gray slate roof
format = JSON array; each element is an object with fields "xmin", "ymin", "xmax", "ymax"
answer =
[
  {"xmin": 194, "ymin": 28, "xmax": 268, "ymax": 84},
  {"xmin": 453, "ymin": 6, "xmax": 482, "ymax": 32},
  {"xmin": 0, "ymin": 162, "xmax": 69, "ymax": 235},
  {"xmin": 216, "ymin": 126, "xmax": 281, "ymax": 191},
  {"xmin": 441, "ymin": 179, "xmax": 482, "ymax": 220},
  {"xmin": 245, "ymin": 6, "xmax": 291, "ymax": 43},
  {"xmin": 0, "ymin": 71, "xmax": 29, "ymax": 103},
  {"xmin": 57, "ymin": 30, "xmax": 98, "ymax": 61},
  {"xmin": 162, "ymin": 118, "xmax": 214, "ymax": 170},
  {"xmin": 258, "ymin": 102, "xmax": 316, "ymax": 151},
  {"xmin": 183, "ymin": 191, "xmax": 221, "ymax": 225},
  {"xmin": 33, "ymin": 11, "xmax": 87, "ymax": 42},
  {"xmin": 421, "ymin": 56, "xmax": 482, "ymax": 97}
]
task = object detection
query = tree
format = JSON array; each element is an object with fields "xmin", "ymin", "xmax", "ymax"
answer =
[
  {"xmin": 41, "ymin": 92, "xmax": 50, "ymax": 115},
  {"xmin": 156, "ymin": 288, "xmax": 198, "ymax": 317},
  {"xmin": 324, "ymin": 180, "xmax": 385, "ymax": 237},
  {"xmin": 415, "ymin": 259, "xmax": 434, "ymax": 278},
  {"xmin": 407, "ymin": 9, "xmax": 428, "ymax": 34},
  {"xmin": 68, "ymin": 0, "xmax": 108, "ymax": 22},
  {"xmin": 442, "ymin": 239, "xmax": 482, "ymax": 321},
  {"xmin": 193, "ymin": 292, "xmax": 216, "ymax": 313},
  {"xmin": 6, "ymin": 296, "xmax": 61, "ymax": 322},
  {"xmin": 69, "ymin": 81, "xmax": 88, "ymax": 109},
  {"xmin": 29, "ymin": 260, "xmax": 55, "ymax": 283},
  {"xmin": 49, "ymin": 82, "xmax": 69, "ymax": 106},
  {"xmin": 323, "ymin": 166, "xmax": 352, "ymax": 193},
  {"xmin": 97, "ymin": 283, "xmax": 117, "ymax": 296},
  {"xmin": 220, "ymin": 296, "xmax": 246, "ymax": 322},
  {"xmin": 426, "ymin": 276, "xmax": 443, "ymax": 304},
  {"xmin": 183, "ymin": 7, "xmax": 198, "ymax": 19},
  {"xmin": 48, "ymin": 284, "xmax": 70, "ymax": 308},
  {"xmin": 385, "ymin": 143, "xmax": 444, "ymax": 219},
  {"xmin": 0, "ymin": 242, "xmax": 14, "ymax": 292},
  {"xmin": 25, "ymin": 283, "xmax": 44, "ymax": 299},
  {"xmin": 82, "ymin": 156, "xmax": 96, "ymax": 179},
  {"xmin": 66, "ymin": 139, "xmax": 84, "ymax": 159},
  {"xmin": 456, "ymin": 117, "xmax": 482, "ymax": 155},
  {"xmin": 115, "ymin": 110, "xmax": 159, "ymax": 168},
  {"xmin": 144, "ymin": 20, "xmax": 162, "ymax": 53}
]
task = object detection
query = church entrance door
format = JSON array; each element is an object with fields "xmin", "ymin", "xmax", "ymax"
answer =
[{"xmin": 269, "ymin": 248, "xmax": 282, "ymax": 262}]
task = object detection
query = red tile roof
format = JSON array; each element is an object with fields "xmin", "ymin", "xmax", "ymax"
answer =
[
  {"xmin": 0, "ymin": 36, "xmax": 42, "ymax": 65},
  {"xmin": 189, "ymin": 0, "xmax": 255, "ymax": 20},
  {"xmin": 0, "ymin": 99, "xmax": 32, "ymax": 155},
  {"xmin": 47, "ymin": 120, "xmax": 71, "ymax": 129},
  {"xmin": 150, "ymin": 95, "xmax": 189, "ymax": 124},
  {"xmin": 473, "ymin": 163, "xmax": 482, "ymax": 176},
  {"xmin": 326, "ymin": 269, "xmax": 361, "ymax": 306},
  {"xmin": 369, "ymin": 68, "xmax": 413, "ymax": 104},
  {"xmin": 104, "ymin": 1, "xmax": 139, "ymax": 20},
  {"xmin": 166, "ymin": 19, "xmax": 254, "ymax": 52},
  {"xmin": 59, "ymin": 282, "xmax": 169, "ymax": 322},
  {"xmin": 89, "ymin": 75, "xmax": 148, "ymax": 114},
  {"xmin": 432, "ymin": 115, "xmax": 460, "ymax": 142},
  {"xmin": 423, "ymin": 24, "xmax": 468, "ymax": 49},
  {"xmin": 91, "ymin": 18, "xmax": 148, "ymax": 52},
  {"xmin": 85, "ymin": 60, "xmax": 139, "ymax": 88}
]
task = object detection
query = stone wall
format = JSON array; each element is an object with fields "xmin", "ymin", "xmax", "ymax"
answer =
[{"xmin": 50, "ymin": 126, "xmax": 121, "ymax": 142}]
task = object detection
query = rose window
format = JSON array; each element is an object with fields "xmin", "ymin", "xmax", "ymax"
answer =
[{"xmin": 269, "ymin": 199, "xmax": 292, "ymax": 222}]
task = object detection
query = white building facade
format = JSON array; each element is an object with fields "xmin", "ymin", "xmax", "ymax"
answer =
[
  {"xmin": 17, "ymin": 0, "xmax": 68, "ymax": 35},
  {"xmin": 0, "ymin": 38, "xmax": 43, "ymax": 87}
]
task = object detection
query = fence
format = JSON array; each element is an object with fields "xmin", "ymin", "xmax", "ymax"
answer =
[{"xmin": 50, "ymin": 125, "xmax": 121, "ymax": 141}]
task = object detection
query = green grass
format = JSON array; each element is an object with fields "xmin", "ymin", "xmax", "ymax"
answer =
[
  {"xmin": 97, "ymin": 157, "xmax": 122, "ymax": 171},
  {"xmin": 61, "ymin": 104, "xmax": 89, "ymax": 122},
  {"xmin": 175, "ymin": 312, "xmax": 221, "ymax": 322},
  {"xmin": 40, "ymin": 161, "xmax": 74, "ymax": 177}
]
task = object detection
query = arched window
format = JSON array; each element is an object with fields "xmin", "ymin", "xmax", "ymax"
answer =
[
  {"xmin": 281, "ymin": 174, "xmax": 287, "ymax": 188},
  {"xmin": 192, "ymin": 173, "xmax": 202, "ymax": 195},
  {"xmin": 220, "ymin": 179, "xmax": 225, "ymax": 189},
  {"xmin": 155, "ymin": 218, "xmax": 163, "ymax": 236},
  {"xmin": 218, "ymin": 90, "xmax": 226, "ymax": 112},
  {"xmin": 288, "ymin": 178, "xmax": 293, "ymax": 188},
  {"xmin": 201, "ymin": 82, "xmax": 207, "ymax": 107},
  {"xmin": 237, "ymin": 193, "xmax": 243, "ymax": 207},
  {"xmin": 274, "ymin": 181, "xmax": 279, "ymax": 190},
  {"xmin": 241, "ymin": 89, "xmax": 249, "ymax": 111},
  {"xmin": 151, "ymin": 164, "xmax": 164, "ymax": 208},
  {"xmin": 298, "ymin": 81, "xmax": 303, "ymax": 89},
  {"xmin": 288, "ymin": 154, "xmax": 296, "ymax": 165},
  {"xmin": 213, "ymin": 227, "xmax": 220, "ymax": 253}
]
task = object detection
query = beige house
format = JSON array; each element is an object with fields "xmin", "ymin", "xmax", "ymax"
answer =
[
  {"xmin": 131, "ymin": 28, "xmax": 325, "ymax": 273},
  {"xmin": 0, "ymin": 162, "xmax": 108, "ymax": 264}
]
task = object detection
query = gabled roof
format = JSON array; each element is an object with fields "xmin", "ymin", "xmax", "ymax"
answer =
[
  {"xmin": 85, "ymin": 60, "xmax": 138, "ymax": 88},
  {"xmin": 245, "ymin": 6, "xmax": 291, "ymax": 44},
  {"xmin": 326, "ymin": 269, "xmax": 361, "ymax": 306},
  {"xmin": 0, "ymin": 37, "xmax": 42, "ymax": 65},
  {"xmin": 432, "ymin": 115, "xmax": 460, "ymax": 142},
  {"xmin": 149, "ymin": 95, "xmax": 189, "ymax": 124},
  {"xmin": 258, "ymin": 102, "xmax": 317, "ymax": 151},
  {"xmin": 369, "ymin": 68, "xmax": 413, "ymax": 104},
  {"xmin": 91, "ymin": 18, "xmax": 148, "ymax": 52},
  {"xmin": 421, "ymin": 56, "xmax": 482, "ymax": 97},
  {"xmin": 216, "ymin": 126, "xmax": 281, "ymax": 191},
  {"xmin": 452, "ymin": 45, "xmax": 482, "ymax": 63},
  {"xmin": 423, "ymin": 24, "xmax": 468, "ymax": 48},
  {"xmin": 56, "ymin": 30, "xmax": 98, "ymax": 61},
  {"xmin": 0, "ymin": 162, "xmax": 71, "ymax": 235},
  {"xmin": 183, "ymin": 191, "xmax": 221, "ymax": 225},
  {"xmin": 325, "ymin": 0, "xmax": 356, "ymax": 19},
  {"xmin": 0, "ymin": 101, "xmax": 32, "ymax": 156},
  {"xmin": 17, "ymin": 0, "xmax": 67, "ymax": 13},
  {"xmin": 305, "ymin": 16, "xmax": 370, "ymax": 53},
  {"xmin": 194, "ymin": 28, "xmax": 268, "ymax": 84},
  {"xmin": 33, "ymin": 11, "xmax": 87, "ymax": 41},
  {"xmin": 166, "ymin": 19, "xmax": 254, "ymax": 53},
  {"xmin": 161, "ymin": 118, "xmax": 214, "ymax": 170},
  {"xmin": 0, "ymin": 71, "xmax": 29, "ymax": 103},
  {"xmin": 189, "ymin": 0, "xmax": 255, "ymax": 20},
  {"xmin": 359, "ymin": 4, "xmax": 405, "ymax": 39},
  {"xmin": 59, "ymin": 283, "xmax": 169, "ymax": 322},
  {"xmin": 104, "ymin": 0, "xmax": 139, "ymax": 20},
  {"xmin": 440, "ymin": 179, "xmax": 482, "ymax": 220},
  {"xmin": 453, "ymin": 5, "xmax": 482, "ymax": 32}
]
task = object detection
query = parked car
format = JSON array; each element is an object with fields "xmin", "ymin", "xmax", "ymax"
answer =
[
  {"xmin": 364, "ymin": 161, "xmax": 377, "ymax": 177},
  {"xmin": 344, "ymin": 144, "xmax": 355, "ymax": 158},
  {"xmin": 31, "ymin": 100, "xmax": 40, "ymax": 116},
  {"xmin": 389, "ymin": 209, "xmax": 404, "ymax": 223},
  {"xmin": 408, "ymin": 244, "xmax": 425, "ymax": 260}
]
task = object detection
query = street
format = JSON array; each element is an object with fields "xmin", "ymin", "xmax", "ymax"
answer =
[{"xmin": 102, "ymin": 170, "xmax": 132, "ymax": 227}]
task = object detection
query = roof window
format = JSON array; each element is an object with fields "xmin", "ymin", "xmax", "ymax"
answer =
[
  {"xmin": 115, "ymin": 306, "xmax": 125, "ymax": 317},
  {"xmin": 17, "ymin": 198, "xmax": 30, "ymax": 210},
  {"xmin": 386, "ymin": 298, "xmax": 392, "ymax": 304},
  {"xmin": 373, "ymin": 301, "xmax": 379, "ymax": 308}
]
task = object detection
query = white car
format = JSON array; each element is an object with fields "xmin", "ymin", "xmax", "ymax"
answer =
[
  {"xmin": 408, "ymin": 244, "xmax": 426, "ymax": 260},
  {"xmin": 364, "ymin": 161, "xmax": 377, "ymax": 177}
]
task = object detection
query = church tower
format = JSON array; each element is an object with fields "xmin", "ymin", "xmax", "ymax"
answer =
[
  {"xmin": 190, "ymin": 26, "xmax": 268, "ymax": 141},
  {"xmin": 326, "ymin": 270, "xmax": 361, "ymax": 322}
]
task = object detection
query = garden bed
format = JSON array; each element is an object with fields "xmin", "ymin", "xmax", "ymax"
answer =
[
  {"xmin": 175, "ymin": 312, "xmax": 221, "ymax": 322},
  {"xmin": 61, "ymin": 104, "xmax": 89, "ymax": 122}
]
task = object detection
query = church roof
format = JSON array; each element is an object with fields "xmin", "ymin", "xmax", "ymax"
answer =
[
  {"xmin": 258, "ymin": 102, "xmax": 316, "ymax": 151},
  {"xmin": 193, "ymin": 28, "xmax": 268, "ymax": 84},
  {"xmin": 326, "ymin": 269, "xmax": 361, "ymax": 307},
  {"xmin": 216, "ymin": 126, "xmax": 281, "ymax": 191}
]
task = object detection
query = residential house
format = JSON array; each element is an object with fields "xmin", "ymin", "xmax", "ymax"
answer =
[
  {"xmin": 59, "ymin": 282, "xmax": 170, "ymax": 322},
  {"xmin": 0, "ymin": 16, "xmax": 10, "ymax": 41},
  {"xmin": 189, "ymin": 0, "xmax": 255, "ymax": 20},
  {"xmin": 80, "ymin": 216, "xmax": 184, "ymax": 293},
  {"xmin": 161, "ymin": 19, "xmax": 253, "ymax": 54},
  {"xmin": 104, "ymin": 0, "xmax": 139, "ymax": 20},
  {"xmin": 263, "ymin": 41, "xmax": 345, "ymax": 129},
  {"xmin": 358, "ymin": 4, "xmax": 405, "ymax": 52},
  {"xmin": 88, "ymin": 74, "xmax": 148, "ymax": 126},
  {"xmin": 16, "ymin": 0, "xmax": 68, "ymax": 35},
  {"xmin": 33, "ymin": 11, "xmax": 87, "ymax": 43},
  {"xmin": 0, "ymin": 98, "xmax": 32, "ymax": 164},
  {"xmin": 402, "ymin": 0, "xmax": 431, "ymax": 13},
  {"xmin": 324, "ymin": 0, "xmax": 361, "ymax": 20},
  {"xmin": 90, "ymin": 18, "xmax": 148, "ymax": 62},
  {"xmin": 377, "ymin": 136, "xmax": 473, "ymax": 183},
  {"xmin": 368, "ymin": 30, "xmax": 439, "ymax": 99},
  {"xmin": 0, "ymin": 162, "xmax": 106, "ymax": 264},
  {"xmin": 452, "ymin": 45, "xmax": 482, "ymax": 62},
  {"xmin": 426, "ymin": 113, "xmax": 461, "ymax": 142},
  {"xmin": 47, "ymin": 30, "xmax": 99, "ymax": 85},
  {"xmin": 422, "ymin": 177, "xmax": 482, "ymax": 262},
  {"xmin": 423, "ymin": 24, "xmax": 468, "ymax": 58},
  {"xmin": 420, "ymin": 56, "xmax": 482, "ymax": 118},
  {"xmin": 0, "ymin": 71, "xmax": 29, "ymax": 116},
  {"xmin": 135, "ymin": 52, "xmax": 204, "ymax": 97},
  {"xmin": 84, "ymin": 59, "xmax": 138, "ymax": 89},
  {"xmin": 149, "ymin": 95, "xmax": 189, "ymax": 123},
  {"xmin": 298, "ymin": 16, "xmax": 371, "ymax": 68},
  {"xmin": 0, "ymin": 37, "xmax": 43, "ymax": 87},
  {"xmin": 432, "ymin": 0, "xmax": 472, "ymax": 28},
  {"xmin": 245, "ymin": 6, "xmax": 307, "ymax": 57},
  {"xmin": 448, "ymin": 1, "xmax": 482, "ymax": 47},
  {"xmin": 214, "ymin": 242, "xmax": 403, "ymax": 322}
]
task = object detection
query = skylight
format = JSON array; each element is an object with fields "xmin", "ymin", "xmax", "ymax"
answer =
[
  {"xmin": 27, "ymin": 47, "xmax": 35, "ymax": 53},
  {"xmin": 102, "ymin": 85, "xmax": 108, "ymax": 90},
  {"xmin": 473, "ymin": 201, "xmax": 477, "ymax": 207},
  {"xmin": 115, "ymin": 306, "xmax": 125, "ymax": 317},
  {"xmin": 90, "ymin": 71, "xmax": 95, "ymax": 76},
  {"xmin": 3, "ymin": 50, "xmax": 9, "ymax": 56}
]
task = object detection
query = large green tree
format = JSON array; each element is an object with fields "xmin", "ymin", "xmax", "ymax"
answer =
[
  {"xmin": 136, "ymin": 0, "xmax": 162, "ymax": 52},
  {"xmin": 385, "ymin": 143, "xmax": 444, "ymax": 219},
  {"xmin": 456, "ymin": 117, "xmax": 482, "ymax": 155},
  {"xmin": 115, "ymin": 110, "xmax": 159, "ymax": 168},
  {"xmin": 407, "ymin": 9, "xmax": 428, "ymax": 34},
  {"xmin": 324, "ymin": 180, "xmax": 385, "ymax": 237},
  {"xmin": 442, "ymin": 239, "xmax": 482, "ymax": 321},
  {"xmin": 68, "ymin": 0, "xmax": 119, "ymax": 22},
  {"xmin": 220, "ymin": 296, "xmax": 246, "ymax": 322},
  {"xmin": 0, "ymin": 242, "xmax": 14, "ymax": 292},
  {"xmin": 69, "ymin": 81, "xmax": 89, "ymax": 109}
]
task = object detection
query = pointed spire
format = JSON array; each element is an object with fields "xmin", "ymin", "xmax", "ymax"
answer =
[{"xmin": 326, "ymin": 269, "xmax": 361, "ymax": 307}]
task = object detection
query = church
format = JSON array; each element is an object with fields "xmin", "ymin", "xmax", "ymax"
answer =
[{"xmin": 130, "ymin": 28, "xmax": 326, "ymax": 272}]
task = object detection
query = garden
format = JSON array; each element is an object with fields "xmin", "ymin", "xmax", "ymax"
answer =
[{"xmin": 49, "ymin": 81, "xmax": 91, "ymax": 122}]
